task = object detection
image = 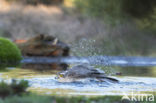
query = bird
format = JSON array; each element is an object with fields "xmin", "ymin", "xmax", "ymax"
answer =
[{"xmin": 56, "ymin": 64, "xmax": 119, "ymax": 83}]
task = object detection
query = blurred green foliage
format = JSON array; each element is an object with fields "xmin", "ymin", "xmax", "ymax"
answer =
[
  {"xmin": 5, "ymin": 0, "xmax": 63, "ymax": 5},
  {"xmin": 75, "ymin": 0, "xmax": 123, "ymax": 23},
  {"xmin": 72, "ymin": 0, "xmax": 156, "ymax": 56},
  {"xmin": 10, "ymin": 80, "xmax": 29, "ymax": 96},
  {"xmin": 74, "ymin": 0, "xmax": 156, "ymax": 30},
  {"xmin": 0, "ymin": 80, "xmax": 29, "ymax": 98},
  {"xmin": 0, "ymin": 29, "xmax": 12, "ymax": 38},
  {"xmin": 0, "ymin": 94, "xmax": 123, "ymax": 103},
  {"xmin": 74, "ymin": 0, "xmax": 156, "ymax": 19},
  {"xmin": 136, "ymin": 8, "xmax": 156, "ymax": 34},
  {"xmin": 0, "ymin": 37, "xmax": 22, "ymax": 68},
  {"xmin": 122, "ymin": 0, "xmax": 156, "ymax": 18},
  {"xmin": 0, "ymin": 94, "xmax": 156, "ymax": 103}
]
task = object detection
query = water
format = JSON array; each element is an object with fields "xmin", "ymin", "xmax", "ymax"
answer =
[
  {"xmin": 0, "ymin": 56, "xmax": 156, "ymax": 96},
  {"xmin": 27, "ymin": 76, "xmax": 156, "ymax": 95},
  {"xmin": 22, "ymin": 56, "xmax": 156, "ymax": 66}
]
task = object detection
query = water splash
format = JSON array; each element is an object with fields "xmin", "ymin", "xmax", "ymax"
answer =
[{"xmin": 71, "ymin": 38, "xmax": 102, "ymax": 56}]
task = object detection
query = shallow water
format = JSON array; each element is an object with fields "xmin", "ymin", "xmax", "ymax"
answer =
[
  {"xmin": 28, "ymin": 76, "xmax": 156, "ymax": 96},
  {"xmin": 22, "ymin": 56, "xmax": 156, "ymax": 66},
  {"xmin": 0, "ymin": 68, "xmax": 156, "ymax": 96},
  {"xmin": 0, "ymin": 56, "xmax": 156, "ymax": 96}
]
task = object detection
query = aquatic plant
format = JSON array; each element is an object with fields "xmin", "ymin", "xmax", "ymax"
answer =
[
  {"xmin": 0, "ymin": 81, "xmax": 12, "ymax": 98},
  {"xmin": 0, "ymin": 37, "xmax": 22, "ymax": 68},
  {"xmin": 0, "ymin": 80, "xmax": 29, "ymax": 98}
]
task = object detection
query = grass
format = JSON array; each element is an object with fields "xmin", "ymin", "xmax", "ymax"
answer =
[
  {"xmin": 0, "ymin": 37, "xmax": 22, "ymax": 68},
  {"xmin": 0, "ymin": 94, "xmax": 123, "ymax": 103},
  {"xmin": 0, "ymin": 94, "xmax": 156, "ymax": 103}
]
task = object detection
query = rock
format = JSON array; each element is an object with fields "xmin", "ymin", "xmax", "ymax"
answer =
[{"xmin": 15, "ymin": 34, "xmax": 70, "ymax": 57}]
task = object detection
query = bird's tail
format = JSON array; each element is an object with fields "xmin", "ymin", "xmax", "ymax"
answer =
[{"xmin": 97, "ymin": 76, "xmax": 119, "ymax": 83}]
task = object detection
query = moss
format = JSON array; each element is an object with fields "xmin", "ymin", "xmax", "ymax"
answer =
[{"xmin": 0, "ymin": 37, "xmax": 22, "ymax": 67}]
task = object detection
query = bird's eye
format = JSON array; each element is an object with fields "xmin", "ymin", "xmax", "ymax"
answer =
[{"xmin": 59, "ymin": 74, "xmax": 64, "ymax": 77}]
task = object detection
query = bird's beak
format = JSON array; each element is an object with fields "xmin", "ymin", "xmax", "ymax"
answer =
[{"xmin": 55, "ymin": 76, "xmax": 59, "ymax": 79}]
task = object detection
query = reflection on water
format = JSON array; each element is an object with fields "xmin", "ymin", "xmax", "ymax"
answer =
[
  {"xmin": 22, "ymin": 56, "xmax": 156, "ymax": 66},
  {"xmin": 21, "ymin": 63, "xmax": 68, "ymax": 71},
  {"xmin": 116, "ymin": 66, "xmax": 156, "ymax": 77}
]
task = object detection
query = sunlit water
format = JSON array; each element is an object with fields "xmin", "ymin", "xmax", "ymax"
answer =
[{"xmin": 0, "ymin": 56, "xmax": 156, "ymax": 96}]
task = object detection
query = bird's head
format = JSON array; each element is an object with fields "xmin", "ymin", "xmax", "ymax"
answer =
[{"xmin": 55, "ymin": 72, "xmax": 66, "ymax": 79}]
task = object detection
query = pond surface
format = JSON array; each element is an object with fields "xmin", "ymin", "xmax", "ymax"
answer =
[{"xmin": 0, "ymin": 56, "xmax": 156, "ymax": 96}]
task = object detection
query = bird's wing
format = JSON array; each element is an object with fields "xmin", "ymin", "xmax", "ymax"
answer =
[
  {"xmin": 67, "ymin": 66, "xmax": 106, "ymax": 78},
  {"xmin": 97, "ymin": 76, "xmax": 119, "ymax": 83}
]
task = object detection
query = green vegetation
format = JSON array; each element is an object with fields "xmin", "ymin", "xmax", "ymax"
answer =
[
  {"xmin": 5, "ymin": 0, "xmax": 63, "ymax": 5},
  {"xmin": 0, "ymin": 94, "xmax": 123, "ymax": 103},
  {"xmin": 74, "ymin": 0, "xmax": 123, "ymax": 23},
  {"xmin": 0, "ymin": 37, "xmax": 22, "ymax": 68},
  {"xmin": 69, "ymin": 0, "xmax": 156, "ymax": 56},
  {"xmin": 0, "ymin": 80, "xmax": 126, "ymax": 103},
  {"xmin": 0, "ymin": 94, "xmax": 156, "ymax": 103},
  {"xmin": 0, "ymin": 80, "xmax": 29, "ymax": 98},
  {"xmin": 136, "ymin": 9, "xmax": 156, "ymax": 34},
  {"xmin": 74, "ymin": 0, "xmax": 156, "ymax": 32},
  {"xmin": 74, "ymin": 0, "xmax": 156, "ymax": 19},
  {"xmin": 0, "ymin": 29, "xmax": 11, "ymax": 38},
  {"xmin": 0, "ymin": 0, "xmax": 156, "ymax": 56}
]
